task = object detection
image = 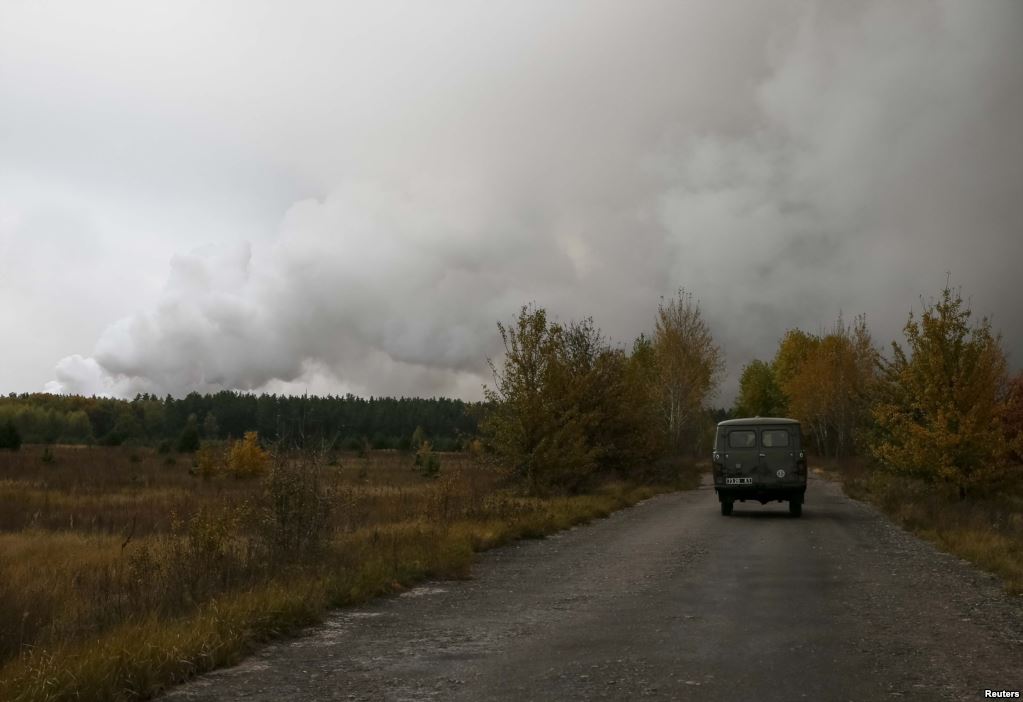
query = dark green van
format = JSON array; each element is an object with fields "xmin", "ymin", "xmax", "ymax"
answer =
[{"xmin": 712, "ymin": 417, "xmax": 807, "ymax": 517}]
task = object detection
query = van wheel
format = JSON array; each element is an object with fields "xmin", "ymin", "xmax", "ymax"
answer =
[
  {"xmin": 789, "ymin": 500, "xmax": 802, "ymax": 517},
  {"xmin": 721, "ymin": 500, "xmax": 733, "ymax": 516}
]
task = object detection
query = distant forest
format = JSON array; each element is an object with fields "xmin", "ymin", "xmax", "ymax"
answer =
[{"xmin": 0, "ymin": 392, "xmax": 482, "ymax": 451}]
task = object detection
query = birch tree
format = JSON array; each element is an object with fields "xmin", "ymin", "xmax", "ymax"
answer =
[{"xmin": 653, "ymin": 290, "xmax": 723, "ymax": 454}]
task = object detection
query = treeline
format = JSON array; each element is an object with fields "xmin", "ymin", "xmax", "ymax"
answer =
[
  {"xmin": 483, "ymin": 290, "xmax": 723, "ymax": 494},
  {"xmin": 735, "ymin": 280, "xmax": 1023, "ymax": 498},
  {"xmin": 0, "ymin": 392, "xmax": 480, "ymax": 451}
]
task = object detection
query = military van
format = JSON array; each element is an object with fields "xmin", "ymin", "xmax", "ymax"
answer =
[{"xmin": 712, "ymin": 417, "xmax": 807, "ymax": 517}]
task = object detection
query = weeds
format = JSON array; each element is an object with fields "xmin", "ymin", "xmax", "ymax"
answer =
[{"xmin": 258, "ymin": 453, "xmax": 332, "ymax": 562}]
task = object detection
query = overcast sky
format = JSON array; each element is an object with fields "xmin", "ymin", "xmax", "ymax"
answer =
[{"xmin": 2, "ymin": 1, "xmax": 1021, "ymax": 404}]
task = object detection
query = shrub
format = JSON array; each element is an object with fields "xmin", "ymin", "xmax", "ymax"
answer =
[
  {"xmin": 258, "ymin": 454, "xmax": 331, "ymax": 562},
  {"xmin": 410, "ymin": 425, "xmax": 427, "ymax": 450},
  {"xmin": 228, "ymin": 432, "xmax": 269, "ymax": 478},
  {"xmin": 414, "ymin": 441, "xmax": 441, "ymax": 478}
]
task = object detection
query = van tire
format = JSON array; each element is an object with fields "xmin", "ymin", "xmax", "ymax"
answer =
[
  {"xmin": 721, "ymin": 500, "xmax": 733, "ymax": 516},
  {"xmin": 789, "ymin": 500, "xmax": 802, "ymax": 517}
]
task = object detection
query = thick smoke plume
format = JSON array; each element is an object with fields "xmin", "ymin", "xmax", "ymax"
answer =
[{"xmin": 32, "ymin": 1, "xmax": 1022, "ymax": 401}]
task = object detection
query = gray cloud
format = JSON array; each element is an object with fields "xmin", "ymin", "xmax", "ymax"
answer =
[{"xmin": 1, "ymin": 1, "xmax": 1018, "ymax": 402}]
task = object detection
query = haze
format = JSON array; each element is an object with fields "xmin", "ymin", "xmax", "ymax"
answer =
[{"xmin": 1, "ymin": 1, "xmax": 1020, "ymax": 402}]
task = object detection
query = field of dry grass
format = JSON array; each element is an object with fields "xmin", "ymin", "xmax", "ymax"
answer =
[
  {"xmin": 819, "ymin": 458, "xmax": 1023, "ymax": 595},
  {"xmin": 0, "ymin": 445, "xmax": 697, "ymax": 701}
]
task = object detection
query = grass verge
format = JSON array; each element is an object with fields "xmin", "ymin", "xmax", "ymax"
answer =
[
  {"xmin": 820, "ymin": 458, "xmax": 1023, "ymax": 596},
  {"xmin": 0, "ymin": 468, "xmax": 694, "ymax": 701}
]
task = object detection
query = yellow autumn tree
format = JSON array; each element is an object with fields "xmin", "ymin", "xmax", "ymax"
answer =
[
  {"xmin": 870, "ymin": 283, "xmax": 1008, "ymax": 498},
  {"xmin": 228, "ymin": 431, "xmax": 269, "ymax": 478},
  {"xmin": 773, "ymin": 329, "xmax": 818, "ymax": 393},
  {"xmin": 772, "ymin": 315, "xmax": 877, "ymax": 457}
]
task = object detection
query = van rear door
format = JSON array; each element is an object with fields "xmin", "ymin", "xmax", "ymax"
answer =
[
  {"xmin": 723, "ymin": 428, "xmax": 757, "ymax": 485},
  {"xmin": 759, "ymin": 426, "xmax": 797, "ymax": 485}
]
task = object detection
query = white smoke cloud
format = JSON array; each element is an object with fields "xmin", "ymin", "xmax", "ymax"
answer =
[{"xmin": 13, "ymin": 1, "xmax": 1020, "ymax": 400}]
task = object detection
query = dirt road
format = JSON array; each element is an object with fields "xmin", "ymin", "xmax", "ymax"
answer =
[{"xmin": 164, "ymin": 476, "xmax": 1022, "ymax": 701}]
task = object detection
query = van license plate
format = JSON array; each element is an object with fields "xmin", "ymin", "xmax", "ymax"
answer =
[{"xmin": 726, "ymin": 477, "xmax": 752, "ymax": 485}]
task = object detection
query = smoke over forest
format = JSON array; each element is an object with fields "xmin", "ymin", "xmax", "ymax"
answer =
[{"xmin": 1, "ymin": 1, "xmax": 1019, "ymax": 401}]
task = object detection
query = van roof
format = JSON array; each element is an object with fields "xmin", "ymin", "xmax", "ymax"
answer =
[{"xmin": 717, "ymin": 417, "xmax": 800, "ymax": 427}]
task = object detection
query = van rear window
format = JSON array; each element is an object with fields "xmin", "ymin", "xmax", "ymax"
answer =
[
  {"xmin": 762, "ymin": 429, "xmax": 790, "ymax": 447},
  {"xmin": 728, "ymin": 430, "xmax": 756, "ymax": 448}
]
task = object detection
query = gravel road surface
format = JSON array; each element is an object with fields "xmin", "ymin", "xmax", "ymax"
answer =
[{"xmin": 164, "ymin": 476, "xmax": 1022, "ymax": 701}]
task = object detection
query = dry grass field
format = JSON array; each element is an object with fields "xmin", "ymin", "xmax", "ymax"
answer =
[{"xmin": 0, "ymin": 445, "xmax": 696, "ymax": 701}]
